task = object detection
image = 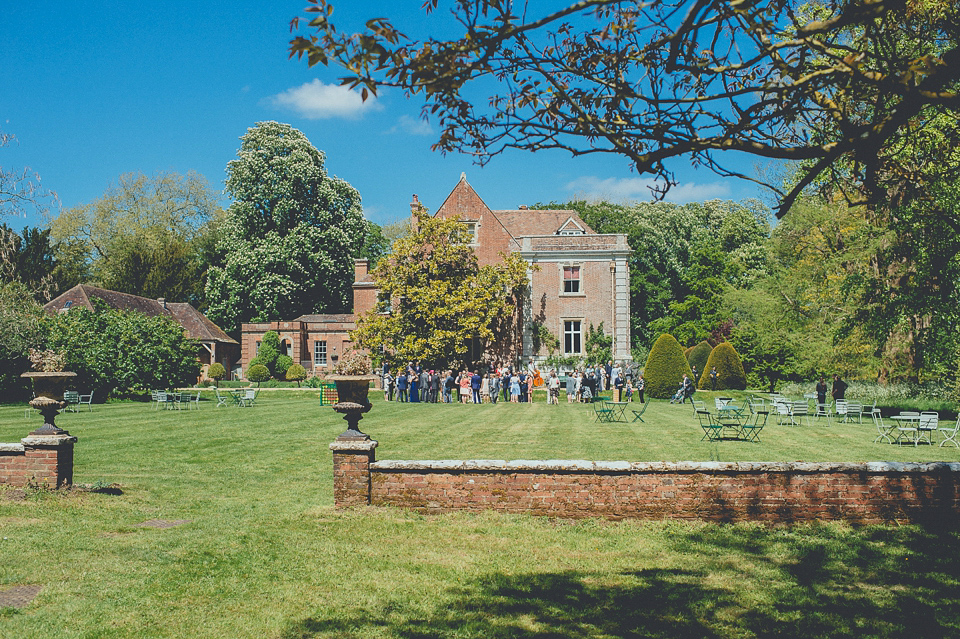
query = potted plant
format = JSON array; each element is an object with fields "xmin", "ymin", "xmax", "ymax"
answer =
[
  {"xmin": 328, "ymin": 350, "xmax": 377, "ymax": 439},
  {"xmin": 21, "ymin": 348, "xmax": 77, "ymax": 435}
]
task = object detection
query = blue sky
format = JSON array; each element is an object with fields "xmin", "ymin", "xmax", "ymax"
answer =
[{"xmin": 2, "ymin": 1, "xmax": 765, "ymax": 230}]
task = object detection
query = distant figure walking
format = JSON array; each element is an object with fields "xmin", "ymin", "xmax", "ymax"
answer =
[{"xmin": 831, "ymin": 374, "xmax": 848, "ymax": 400}]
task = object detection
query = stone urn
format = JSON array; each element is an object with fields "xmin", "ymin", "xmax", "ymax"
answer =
[
  {"xmin": 21, "ymin": 371, "xmax": 77, "ymax": 436},
  {"xmin": 328, "ymin": 374, "xmax": 378, "ymax": 440}
]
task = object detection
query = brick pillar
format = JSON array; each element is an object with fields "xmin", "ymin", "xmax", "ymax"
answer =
[
  {"xmin": 330, "ymin": 439, "xmax": 377, "ymax": 507},
  {"xmin": 20, "ymin": 433, "xmax": 78, "ymax": 488}
]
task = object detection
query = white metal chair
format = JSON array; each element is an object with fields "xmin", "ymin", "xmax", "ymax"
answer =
[
  {"xmin": 214, "ymin": 388, "xmax": 229, "ymax": 408},
  {"xmin": 775, "ymin": 400, "xmax": 792, "ymax": 425},
  {"xmin": 77, "ymin": 391, "xmax": 94, "ymax": 411},
  {"xmin": 814, "ymin": 401, "xmax": 833, "ymax": 423},
  {"xmin": 834, "ymin": 399, "xmax": 849, "ymax": 422},
  {"xmin": 790, "ymin": 400, "xmax": 810, "ymax": 426},
  {"xmin": 896, "ymin": 411, "xmax": 920, "ymax": 446},
  {"xmin": 938, "ymin": 416, "xmax": 960, "ymax": 448},
  {"xmin": 872, "ymin": 409, "xmax": 895, "ymax": 443},
  {"xmin": 63, "ymin": 390, "xmax": 80, "ymax": 413},
  {"xmin": 918, "ymin": 412, "xmax": 939, "ymax": 445},
  {"xmin": 845, "ymin": 401, "xmax": 863, "ymax": 423}
]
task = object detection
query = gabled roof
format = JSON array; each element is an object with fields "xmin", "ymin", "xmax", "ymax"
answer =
[
  {"xmin": 434, "ymin": 172, "xmax": 493, "ymax": 221},
  {"xmin": 493, "ymin": 209, "xmax": 596, "ymax": 237},
  {"xmin": 44, "ymin": 285, "xmax": 238, "ymax": 344}
]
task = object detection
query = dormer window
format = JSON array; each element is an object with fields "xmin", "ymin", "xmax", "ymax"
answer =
[{"xmin": 557, "ymin": 216, "xmax": 586, "ymax": 236}]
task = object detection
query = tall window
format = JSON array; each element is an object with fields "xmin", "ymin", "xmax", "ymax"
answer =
[
  {"xmin": 465, "ymin": 222, "xmax": 478, "ymax": 244},
  {"xmin": 563, "ymin": 265, "xmax": 581, "ymax": 294},
  {"xmin": 563, "ymin": 320, "xmax": 582, "ymax": 355},
  {"xmin": 314, "ymin": 341, "xmax": 327, "ymax": 367}
]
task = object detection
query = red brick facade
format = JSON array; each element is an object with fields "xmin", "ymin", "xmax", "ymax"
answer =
[
  {"xmin": 0, "ymin": 434, "xmax": 77, "ymax": 489},
  {"xmin": 330, "ymin": 447, "xmax": 960, "ymax": 524},
  {"xmin": 240, "ymin": 175, "xmax": 633, "ymax": 375}
]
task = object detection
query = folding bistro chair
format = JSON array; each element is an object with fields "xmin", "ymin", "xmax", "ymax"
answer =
[
  {"xmin": 740, "ymin": 410, "xmax": 768, "ymax": 442},
  {"xmin": 63, "ymin": 390, "xmax": 80, "ymax": 413},
  {"xmin": 77, "ymin": 391, "xmax": 94, "ymax": 411},
  {"xmin": 918, "ymin": 412, "xmax": 939, "ymax": 445},
  {"xmin": 872, "ymin": 409, "xmax": 895, "ymax": 444},
  {"xmin": 939, "ymin": 415, "xmax": 960, "ymax": 448},
  {"xmin": 696, "ymin": 410, "xmax": 723, "ymax": 441},
  {"xmin": 593, "ymin": 399, "xmax": 613, "ymax": 423},
  {"xmin": 631, "ymin": 401, "xmax": 648, "ymax": 422},
  {"xmin": 845, "ymin": 401, "xmax": 864, "ymax": 424}
]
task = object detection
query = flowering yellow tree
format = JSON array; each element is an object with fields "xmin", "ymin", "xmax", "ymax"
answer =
[{"xmin": 352, "ymin": 207, "xmax": 528, "ymax": 369}]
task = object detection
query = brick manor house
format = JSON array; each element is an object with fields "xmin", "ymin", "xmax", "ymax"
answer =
[{"xmin": 240, "ymin": 174, "xmax": 631, "ymax": 374}]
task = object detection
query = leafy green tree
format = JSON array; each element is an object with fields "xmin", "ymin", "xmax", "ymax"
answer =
[
  {"xmin": 207, "ymin": 362, "xmax": 226, "ymax": 383},
  {"xmin": 351, "ymin": 207, "xmax": 529, "ymax": 369},
  {"xmin": 0, "ymin": 225, "xmax": 82, "ymax": 302},
  {"xmin": 358, "ymin": 220, "xmax": 390, "ymax": 268},
  {"xmin": 246, "ymin": 364, "xmax": 271, "ymax": 387},
  {"xmin": 584, "ymin": 323, "xmax": 612, "ymax": 368},
  {"xmin": 205, "ymin": 122, "xmax": 367, "ymax": 334},
  {"xmin": 289, "ymin": 0, "xmax": 960, "ymax": 216},
  {"xmin": 285, "ymin": 363, "xmax": 307, "ymax": 386},
  {"xmin": 42, "ymin": 301, "xmax": 201, "ymax": 399},
  {"xmin": 275, "ymin": 355, "xmax": 294, "ymax": 379},
  {"xmin": 49, "ymin": 171, "xmax": 222, "ymax": 307},
  {"xmin": 259, "ymin": 331, "xmax": 281, "ymax": 370},
  {"xmin": 0, "ymin": 281, "xmax": 45, "ymax": 399},
  {"xmin": 643, "ymin": 334, "xmax": 692, "ymax": 399}
]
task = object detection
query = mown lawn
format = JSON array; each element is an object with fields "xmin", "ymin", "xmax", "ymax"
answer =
[{"xmin": 1, "ymin": 392, "xmax": 959, "ymax": 638}]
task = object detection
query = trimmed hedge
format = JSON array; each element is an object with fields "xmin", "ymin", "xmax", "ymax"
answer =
[
  {"xmin": 686, "ymin": 340, "xmax": 713, "ymax": 377},
  {"xmin": 643, "ymin": 334, "xmax": 693, "ymax": 399},
  {"xmin": 699, "ymin": 342, "xmax": 747, "ymax": 390}
]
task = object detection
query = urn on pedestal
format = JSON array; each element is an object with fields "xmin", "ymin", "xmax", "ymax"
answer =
[
  {"xmin": 328, "ymin": 350, "xmax": 376, "ymax": 441},
  {"xmin": 21, "ymin": 371, "xmax": 77, "ymax": 436}
]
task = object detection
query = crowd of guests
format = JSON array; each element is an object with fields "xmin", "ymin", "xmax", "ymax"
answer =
[{"xmin": 381, "ymin": 360, "xmax": 646, "ymax": 404}]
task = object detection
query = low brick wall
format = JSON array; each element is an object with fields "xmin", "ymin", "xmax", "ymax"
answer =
[
  {"xmin": 0, "ymin": 434, "xmax": 77, "ymax": 489},
  {"xmin": 330, "ymin": 440, "xmax": 960, "ymax": 524}
]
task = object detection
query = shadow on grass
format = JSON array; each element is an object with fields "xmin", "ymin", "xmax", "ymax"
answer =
[{"xmin": 281, "ymin": 523, "xmax": 960, "ymax": 639}]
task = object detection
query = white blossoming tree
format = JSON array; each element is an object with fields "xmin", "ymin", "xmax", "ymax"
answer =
[{"xmin": 205, "ymin": 121, "xmax": 366, "ymax": 334}]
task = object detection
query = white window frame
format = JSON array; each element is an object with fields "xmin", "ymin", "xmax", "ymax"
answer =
[
  {"xmin": 314, "ymin": 341, "xmax": 328, "ymax": 367},
  {"xmin": 562, "ymin": 264, "xmax": 582, "ymax": 295},
  {"xmin": 563, "ymin": 320, "xmax": 583, "ymax": 355}
]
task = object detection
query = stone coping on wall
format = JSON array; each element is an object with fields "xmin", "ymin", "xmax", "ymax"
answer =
[
  {"xmin": 0, "ymin": 443, "xmax": 26, "ymax": 453},
  {"xmin": 370, "ymin": 459, "xmax": 960, "ymax": 473}
]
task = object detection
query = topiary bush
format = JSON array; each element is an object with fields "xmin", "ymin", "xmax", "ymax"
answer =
[
  {"xmin": 257, "ymin": 331, "xmax": 281, "ymax": 375},
  {"xmin": 643, "ymin": 334, "xmax": 693, "ymax": 399},
  {"xmin": 207, "ymin": 362, "xmax": 226, "ymax": 382},
  {"xmin": 285, "ymin": 363, "xmax": 307, "ymax": 386},
  {"xmin": 274, "ymin": 354, "xmax": 294, "ymax": 379},
  {"xmin": 687, "ymin": 341, "xmax": 713, "ymax": 383},
  {"xmin": 700, "ymin": 342, "xmax": 747, "ymax": 390},
  {"xmin": 246, "ymin": 363, "xmax": 271, "ymax": 386}
]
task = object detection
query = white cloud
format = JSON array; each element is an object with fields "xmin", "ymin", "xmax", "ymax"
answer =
[
  {"xmin": 387, "ymin": 114, "xmax": 434, "ymax": 136},
  {"xmin": 269, "ymin": 80, "xmax": 381, "ymax": 119},
  {"xmin": 564, "ymin": 176, "xmax": 731, "ymax": 203}
]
